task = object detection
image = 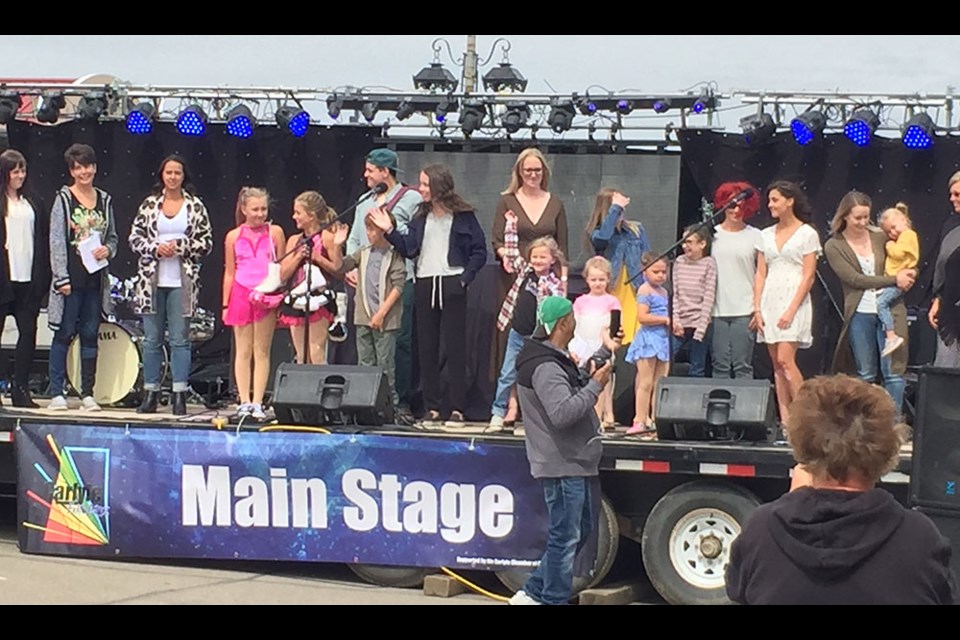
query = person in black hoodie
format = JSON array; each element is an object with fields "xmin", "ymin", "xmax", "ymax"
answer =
[
  {"xmin": 0, "ymin": 149, "xmax": 51, "ymax": 407},
  {"xmin": 507, "ymin": 295, "xmax": 619, "ymax": 605},
  {"xmin": 726, "ymin": 374, "xmax": 956, "ymax": 605}
]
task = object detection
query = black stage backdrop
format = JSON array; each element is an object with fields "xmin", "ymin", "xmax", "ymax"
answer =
[{"xmin": 676, "ymin": 129, "xmax": 951, "ymax": 379}]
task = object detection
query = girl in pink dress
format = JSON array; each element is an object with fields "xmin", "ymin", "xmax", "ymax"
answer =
[
  {"xmin": 222, "ymin": 187, "xmax": 286, "ymax": 420},
  {"xmin": 569, "ymin": 256, "xmax": 622, "ymax": 428}
]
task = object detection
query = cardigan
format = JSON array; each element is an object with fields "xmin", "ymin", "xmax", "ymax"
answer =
[{"xmin": 385, "ymin": 210, "xmax": 488, "ymax": 286}]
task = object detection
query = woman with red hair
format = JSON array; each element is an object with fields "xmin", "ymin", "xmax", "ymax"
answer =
[{"xmin": 710, "ymin": 181, "xmax": 762, "ymax": 379}]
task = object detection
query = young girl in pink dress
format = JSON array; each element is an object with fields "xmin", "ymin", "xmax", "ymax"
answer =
[
  {"xmin": 569, "ymin": 256, "xmax": 621, "ymax": 428},
  {"xmin": 222, "ymin": 187, "xmax": 286, "ymax": 420}
]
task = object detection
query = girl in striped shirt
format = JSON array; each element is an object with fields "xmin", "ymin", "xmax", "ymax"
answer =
[{"xmin": 672, "ymin": 225, "xmax": 718, "ymax": 377}]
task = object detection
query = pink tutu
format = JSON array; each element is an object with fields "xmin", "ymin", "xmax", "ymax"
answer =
[
  {"xmin": 224, "ymin": 282, "xmax": 277, "ymax": 327},
  {"xmin": 278, "ymin": 307, "xmax": 334, "ymax": 328}
]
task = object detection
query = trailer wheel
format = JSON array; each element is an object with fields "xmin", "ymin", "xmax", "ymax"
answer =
[
  {"xmin": 348, "ymin": 564, "xmax": 431, "ymax": 588},
  {"xmin": 641, "ymin": 481, "xmax": 760, "ymax": 605},
  {"xmin": 495, "ymin": 494, "xmax": 620, "ymax": 595}
]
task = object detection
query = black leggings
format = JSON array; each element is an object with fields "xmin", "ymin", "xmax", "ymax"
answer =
[
  {"xmin": 415, "ymin": 275, "xmax": 467, "ymax": 416},
  {"xmin": 2, "ymin": 282, "xmax": 40, "ymax": 390}
]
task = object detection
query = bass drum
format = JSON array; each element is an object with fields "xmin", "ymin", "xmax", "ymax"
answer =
[{"xmin": 66, "ymin": 321, "xmax": 167, "ymax": 407}]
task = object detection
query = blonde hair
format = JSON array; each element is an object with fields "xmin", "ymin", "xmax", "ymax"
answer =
[
  {"xmin": 879, "ymin": 202, "xmax": 913, "ymax": 229},
  {"xmin": 295, "ymin": 190, "xmax": 337, "ymax": 226},
  {"xmin": 949, "ymin": 172, "xmax": 960, "ymax": 189},
  {"xmin": 235, "ymin": 186, "xmax": 269, "ymax": 226},
  {"xmin": 583, "ymin": 255, "xmax": 612, "ymax": 281},
  {"xmin": 502, "ymin": 148, "xmax": 550, "ymax": 195},
  {"xmin": 527, "ymin": 235, "xmax": 564, "ymax": 268}
]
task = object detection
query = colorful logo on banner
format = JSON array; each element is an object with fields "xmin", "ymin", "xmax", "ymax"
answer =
[{"xmin": 22, "ymin": 434, "xmax": 110, "ymax": 546}]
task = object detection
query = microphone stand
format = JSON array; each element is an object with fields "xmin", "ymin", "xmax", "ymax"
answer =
[
  {"xmin": 274, "ymin": 186, "xmax": 384, "ymax": 364},
  {"xmin": 625, "ymin": 191, "xmax": 752, "ymax": 367}
]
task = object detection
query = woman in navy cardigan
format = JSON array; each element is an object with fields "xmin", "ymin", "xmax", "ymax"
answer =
[{"xmin": 369, "ymin": 164, "xmax": 487, "ymax": 427}]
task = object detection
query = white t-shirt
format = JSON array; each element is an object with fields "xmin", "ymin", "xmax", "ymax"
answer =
[
  {"xmin": 157, "ymin": 203, "xmax": 188, "ymax": 288},
  {"xmin": 5, "ymin": 196, "xmax": 35, "ymax": 282},
  {"xmin": 416, "ymin": 212, "xmax": 463, "ymax": 279},
  {"xmin": 855, "ymin": 253, "xmax": 878, "ymax": 314},
  {"xmin": 712, "ymin": 224, "xmax": 762, "ymax": 317}
]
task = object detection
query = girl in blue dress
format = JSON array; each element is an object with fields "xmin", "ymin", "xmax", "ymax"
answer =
[{"xmin": 626, "ymin": 253, "xmax": 671, "ymax": 437}]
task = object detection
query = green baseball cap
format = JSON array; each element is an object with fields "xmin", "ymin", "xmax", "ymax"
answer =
[
  {"xmin": 537, "ymin": 296, "xmax": 573, "ymax": 334},
  {"xmin": 366, "ymin": 148, "xmax": 400, "ymax": 172}
]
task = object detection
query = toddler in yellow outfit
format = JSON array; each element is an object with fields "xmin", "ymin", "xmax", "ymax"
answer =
[{"xmin": 878, "ymin": 203, "xmax": 920, "ymax": 357}]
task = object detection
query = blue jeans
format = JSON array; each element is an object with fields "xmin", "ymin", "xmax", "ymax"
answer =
[
  {"xmin": 711, "ymin": 316, "xmax": 755, "ymax": 379},
  {"xmin": 848, "ymin": 312, "xmax": 905, "ymax": 411},
  {"xmin": 523, "ymin": 477, "xmax": 593, "ymax": 605},
  {"xmin": 491, "ymin": 328, "xmax": 526, "ymax": 418},
  {"xmin": 875, "ymin": 286, "xmax": 902, "ymax": 334},
  {"xmin": 672, "ymin": 325, "xmax": 713, "ymax": 377},
  {"xmin": 142, "ymin": 287, "xmax": 191, "ymax": 392},
  {"xmin": 48, "ymin": 285, "xmax": 102, "ymax": 397}
]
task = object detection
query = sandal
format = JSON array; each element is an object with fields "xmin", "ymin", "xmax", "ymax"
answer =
[{"xmin": 625, "ymin": 423, "xmax": 658, "ymax": 441}]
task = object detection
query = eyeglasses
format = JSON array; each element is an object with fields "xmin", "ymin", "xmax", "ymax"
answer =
[{"xmin": 522, "ymin": 167, "xmax": 543, "ymax": 175}]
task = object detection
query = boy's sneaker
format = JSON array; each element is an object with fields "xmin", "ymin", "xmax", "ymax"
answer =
[
  {"xmin": 881, "ymin": 335, "xmax": 904, "ymax": 358},
  {"xmin": 81, "ymin": 396, "xmax": 101, "ymax": 412},
  {"xmin": 444, "ymin": 411, "xmax": 466, "ymax": 428},
  {"xmin": 507, "ymin": 590, "xmax": 542, "ymax": 605},
  {"xmin": 48, "ymin": 395, "xmax": 69, "ymax": 411},
  {"xmin": 487, "ymin": 415, "xmax": 505, "ymax": 433}
]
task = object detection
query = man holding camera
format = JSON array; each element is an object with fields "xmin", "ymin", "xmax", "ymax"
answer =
[{"xmin": 509, "ymin": 296, "xmax": 620, "ymax": 605}]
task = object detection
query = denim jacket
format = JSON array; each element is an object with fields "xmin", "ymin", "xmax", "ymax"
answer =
[{"xmin": 590, "ymin": 205, "xmax": 650, "ymax": 289}]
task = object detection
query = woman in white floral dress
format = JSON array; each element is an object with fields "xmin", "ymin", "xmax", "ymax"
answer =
[{"xmin": 753, "ymin": 180, "xmax": 821, "ymax": 423}]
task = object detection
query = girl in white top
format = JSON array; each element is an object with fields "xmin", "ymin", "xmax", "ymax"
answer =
[
  {"xmin": 0, "ymin": 149, "xmax": 50, "ymax": 408},
  {"xmin": 753, "ymin": 180, "xmax": 822, "ymax": 423}
]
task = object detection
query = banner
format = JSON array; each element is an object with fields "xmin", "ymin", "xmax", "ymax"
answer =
[{"xmin": 16, "ymin": 423, "xmax": 550, "ymax": 571}]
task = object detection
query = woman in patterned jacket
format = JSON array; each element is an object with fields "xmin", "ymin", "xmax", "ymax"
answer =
[{"xmin": 129, "ymin": 155, "xmax": 213, "ymax": 416}]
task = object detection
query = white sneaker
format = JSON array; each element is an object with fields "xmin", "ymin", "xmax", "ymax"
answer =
[
  {"xmin": 881, "ymin": 335, "xmax": 904, "ymax": 358},
  {"xmin": 236, "ymin": 403, "xmax": 254, "ymax": 418},
  {"xmin": 48, "ymin": 395, "xmax": 69, "ymax": 411},
  {"xmin": 507, "ymin": 590, "xmax": 542, "ymax": 605},
  {"xmin": 81, "ymin": 396, "xmax": 101, "ymax": 412},
  {"xmin": 251, "ymin": 404, "xmax": 267, "ymax": 421},
  {"xmin": 487, "ymin": 415, "xmax": 505, "ymax": 433}
]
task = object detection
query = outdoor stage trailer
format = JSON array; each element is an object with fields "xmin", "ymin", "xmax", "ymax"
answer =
[{"xmin": 0, "ymin": 400, "xmax": 913, "ymax": 606}]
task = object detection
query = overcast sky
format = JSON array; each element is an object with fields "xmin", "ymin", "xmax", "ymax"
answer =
[{"xmin": 3, "ymin": 35, "xmax": 958, "ymax": 133}]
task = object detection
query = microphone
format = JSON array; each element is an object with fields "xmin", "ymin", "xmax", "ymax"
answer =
[
  {"xmin": 732, "ymin": 187, "xmax": 754, "ymax": 204},
  {"xmin": 372, "ymin": 182, "xmax": 389, "ymax": 196}
]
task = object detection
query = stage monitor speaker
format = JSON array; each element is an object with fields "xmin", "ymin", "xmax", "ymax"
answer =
[
  {"xmin": 271, "ymin": 364, "xmax": 394, "ymax": 428},
  {"xmin": 654, "ymin": 377, "xmax": 776, "ymax": 442},
  {"xmin": 912, "ymin": 506, "xmax": 960, "ymax": 581},
  {"xmin": 909, "ymin": 367, "xmax": 960, "ymax": 510}
]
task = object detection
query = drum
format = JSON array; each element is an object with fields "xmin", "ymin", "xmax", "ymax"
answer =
[{"xmin": 66, "ymin": 321, "xmax": 167, "ymax": 407}]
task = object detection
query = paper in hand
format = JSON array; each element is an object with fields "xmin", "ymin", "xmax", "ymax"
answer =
[{"xmin": 77, "ymin": 230, "xmax": 108, "ymax": 274}]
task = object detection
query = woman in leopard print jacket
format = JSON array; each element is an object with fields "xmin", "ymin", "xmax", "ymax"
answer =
[{"xmin": 128, "ymin": 155, "xmax": 213, "ymax": 416}]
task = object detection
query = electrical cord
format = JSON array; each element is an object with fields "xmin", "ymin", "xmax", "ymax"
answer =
[{"xmin": 439, "ymin": 567, "xmax": 510, "ymax": 602}]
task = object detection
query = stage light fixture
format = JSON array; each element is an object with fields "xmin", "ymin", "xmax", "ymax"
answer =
[
  {"xmin": 501, "ymin": 101, "xmax": 529, "ymax": 134},
  {"xmin": 276, "ymin": 106, "xmax": 310, "ymax": 138},
  {"xmin": 36, "ymin": 91, "xmax": 66, "ymax": 124},
  {"xmin": 482, "ymin": 63, "xmax": 528, "ymax": 93},
  {"xmin": 176, "ymin": 104, "xmax": 208, "ymax": 136},
  {"xmin": 790, "ymin": 110, "xmax": 826, "ymax": 146},
  {"xmin": 225, "ymin": 104, "xmax": 256, "ymax": 139},
  {"xmin": 76, "ymin": 91, "xmax": 107, "ymax": 122},
  {"xmin": 126, "ymin": 102, "xmax": 156, "ymax": 134},
  {"xmin": 413, "ymin": 62, "xmax": 459, "ymax": 93},
  {"xmin": 843, "ymin": 108, "xmax": 880, "ymax": 147},
  {"xmin": 0, "ymin": 92, "xmax": 21, "ymax": 124},
  {"xmin": 740, "ymin": 112, "xmax": 776, "ymax": 145},
  {"xmin": 652, "ymin": 98, "xmax": 672, "ymax": 114},
  {"xmin": 902, "ymin": 112, "xmax": 935, "ymax": 149},
  {"xmin": 616, "ymin": 99, "xmax": 633, "ymax": 115},
  {"xmin": 547, "ymin": 99, "xmax": 576, "ymax": 134},
  {"xmin": 395, "ymin": 98, "xmax": 417, "ymax": 121},
  {"xmin": 577, "ymin": 96, "xmax": 598, "ymax": 116},
  {"xmin": 692, "ymin": 98, "xmax": 707, "ymax": 114},
  {"xmin": 326, "ymin": 94, "xmax": 344, "ymax": 120},
  {"xmin": 360, "ymin": 101, "xmax": 379, "ymax": 123},
  {"xmin": 458, "ymin": 99, "xmax": 486, "ymax": 137},
  {"xmin": 434, "ymin": 98, "xmax": 453, "ymax": 123}
]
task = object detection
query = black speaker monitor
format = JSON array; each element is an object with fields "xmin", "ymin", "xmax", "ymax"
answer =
[
  {"xmin": 654, "ymin": 377, "xmax": 776, "ymax": 442},
  {"xmin": 909, "ymin": 367, "xmax": 960, "ymax": 510},
  {"xmin": 271, "ymin": 364, "xmax": 394, "ymax": 427}
]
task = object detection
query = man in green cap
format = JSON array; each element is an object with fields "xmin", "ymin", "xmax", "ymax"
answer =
[
  {"xmin": 509, "ymin": 295, "xmax": 619, "ymax": 605},
  {"xmin": 344, "ymin": 148, "xmax": 422, "ymax": 423}
]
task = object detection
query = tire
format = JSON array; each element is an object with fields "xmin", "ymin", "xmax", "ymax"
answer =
[
  {"xmin": 495, "ymin": 494, "xmax": 620, "ymax": 594},
  {"xmin": 348, "ymin": 564, "xmax": 432, "ymax": 589},
  {"xmin": 641, "ymin": 481, "xmax": 760, "ymax": 605}
]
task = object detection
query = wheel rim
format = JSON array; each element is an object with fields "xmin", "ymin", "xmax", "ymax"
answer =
[{"xmin": 668, "ymin": 507, "xmax": 741, "ymax": 590}]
